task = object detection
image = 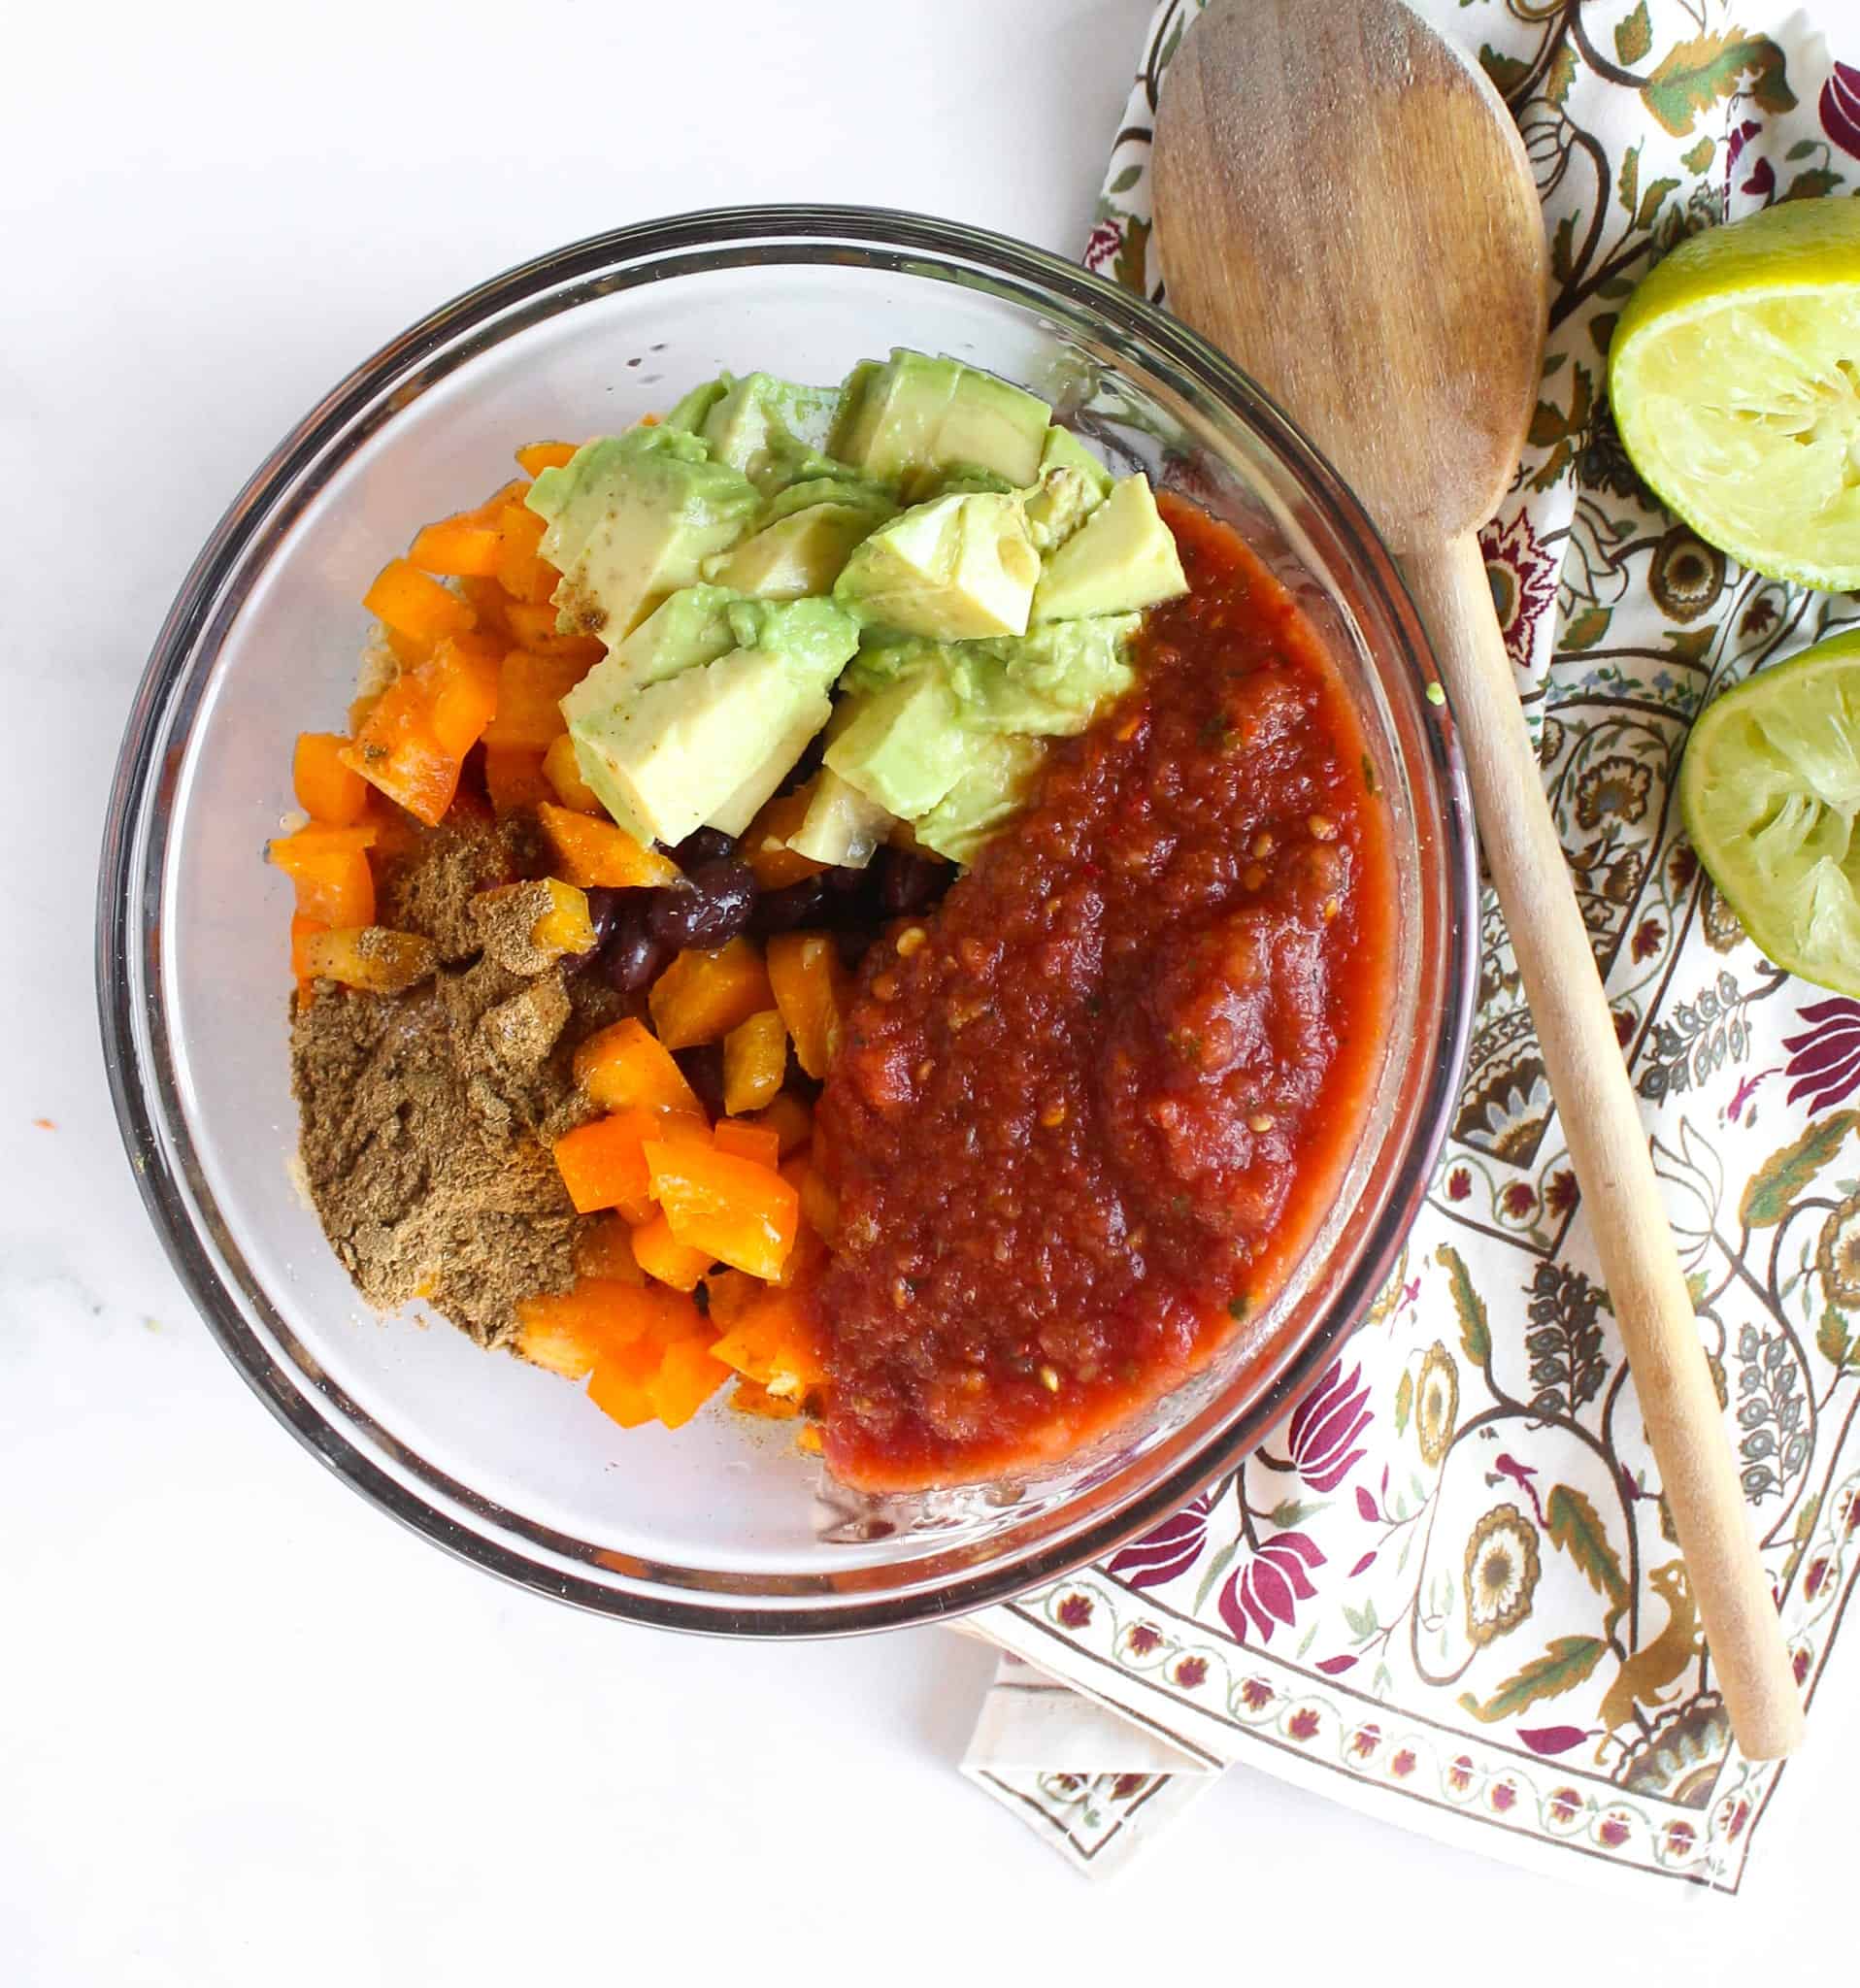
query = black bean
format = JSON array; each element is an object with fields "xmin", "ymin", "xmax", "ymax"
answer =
[
  {"xmin": 834, "ymin": 925, "xmax": 879, "ymax": 972},
  {"xmin": 600, "ymin": 915, "xmax": 671, "ymax": 995},
  {"xmin": 876, "ymin": 846, "xmax": 952, "ymax": 916},
  {"xmin": 648, "ymin": 859, "xmax": 756, "ymax": 949},
  {"xmin": 748, "ymin": 875, "xmax": 831, "ymax": 934},
  {"xmin": 581, "ymin": 886, "xmax": 628, "ymax": 951},
  {"xmin": 672, "ymin": 826, "xmax": 737, "ymax": 870},
  {"xmin": 676, "ymin": 1044, "xmax": 727, "ymax": 1120}
]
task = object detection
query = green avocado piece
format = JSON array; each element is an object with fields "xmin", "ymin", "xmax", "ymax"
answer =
[
  {"xmin": 661, "ymin": 380, "xmax": 729, "ymax": 434},
  {"xmin": 848, "ymin": 614, "xmax": 1138, "ymax": 736},
  {"xmin": 700, "ymin": 502, "xmax": 881, "ymax": 599},
  {"xmin": 1029, "ymin": 474, "xmax": 1188, "ymax": 622},
  {"xmin": 566, "ymin": 596, "xmax": 857, "ymax": 845},
  {"xmin": 830, "ymin": 349, "xmax": 1051, "ymax": 490},
  {"xmin": 913, "ymin": 733, "xmax": 1046, "ymax": 863},
  {"xmin": 760, "ymin": 475, "xmax": 897, "ymax": 527},
  {"xmin": 1038, "ymin": 424, "xmax": 1114, "ymax": 499},
  {"xmin": 559, "ymin": 584, "xmax": 742, "ymax": 731},
  {"xmin": 700, "ymin": 372, "xmax": 840, "ymax": 482},
  {"xmin": 822, "ymin": 671, "xmax": 972, "ymax": 819},
  {"xmin": 786, "ymin": 765, "xmax": 898, "ymax": 870},
  {"xmin": 834, "ymin": 491, "xmax": 1040, "ymax": 641},
  {"xmin": 1022, "ymin": 466, "xmax": 1103, "ymax": 553},
  {"xmin": 527, "ymin": 427, "xmax": 760, "ymax": 645}
]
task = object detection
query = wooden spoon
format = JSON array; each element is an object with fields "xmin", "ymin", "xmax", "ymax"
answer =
[{"xmin": 1153, "ymin": 0, "xmax": 1802, "ymax": 1760}]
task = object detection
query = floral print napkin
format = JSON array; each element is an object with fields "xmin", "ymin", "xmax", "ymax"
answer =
[{"xmin": 962, "ymin": 0, "xmax": 1860, "ymax": 1885}]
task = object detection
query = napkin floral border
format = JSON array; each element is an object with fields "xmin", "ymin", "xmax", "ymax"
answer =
[{"xmin": 976, "ymin": 0, "xmax": 1860, "ymax": 1891}]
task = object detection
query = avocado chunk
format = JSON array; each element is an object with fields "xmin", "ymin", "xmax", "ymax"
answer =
[
  {"xmin": 700, "ymin": 502, "xmax": 881, "ymax": 599},
  {"xmin": 661, "ymin": 380, "xmax": 729, "ymax": 434},
  {"xmin": 914, "ymin": 733, "xmax": 1046, "ymax": 863},
  {"xmin": 787, "ymin": 766, "xmax": 898, "ymax": 870},
  {"xmin": 1029, "ymin": 474, "xmax": 1187, "ymax": 622},
  {"xmin": 822, "ymin": 671, "xmax": 972, "ymax": 820},
  {"xmin": 834, "ymin": 490, "xmax": 1040, "ymax": 641},
  {"xmin": 700, "ymin": 372, "xmax": 840, "ymax": 483},
  {"xmin": 852, "ymin": 616, "xmax": 1140, "ymax": 735},
  {"xmin": 830, "ymin": 349, "xmax": 1052, "ymax": 491},
  {"xmin": 1038, "ymin": 424, "xmax": 1114, "ymax": 499},
  {"xmin": 567, "ymin": 597, "xmax": 856, "ymax": 845},
  {"xmin": 560, "ymin": 583, "xmax": 742, "ymax": 731},
  {"xmin": 761, "ymin": 475, "xmax": 897, "ymax": 528},
  {"xmin": 1022, "ymin": 466, "xmax": 1103, "ymax": 553},
  {"xmin": 527, "ymin": 426, "xmax": 760, "ymax": 644}
]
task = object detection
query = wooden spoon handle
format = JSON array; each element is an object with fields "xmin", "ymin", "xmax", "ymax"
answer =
[{"xmin": 1403, "ymin": 533, "xmax": 1804, "ymax": 1761}]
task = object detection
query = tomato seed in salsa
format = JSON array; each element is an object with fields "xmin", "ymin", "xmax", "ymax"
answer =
[{"xmin": 812, "ymin": 497, "xmax": 1395, "ymax": 1492}]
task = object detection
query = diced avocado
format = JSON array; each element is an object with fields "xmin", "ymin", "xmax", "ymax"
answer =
[
  {"xmin": 566, "ymin": 596, "xmax": 857, "ymax": 845},
  {"xmin": 914, "ymin": 734, "xmax": 1046, "ymax": 863},
  {"xmin": 761, "ymin": 475, "xmax": 897, "ymax": 528},
  {"xmin": 560, "ymin": 583, "xmax": 742, "ymax": 729},
  {"xmin": 700, "ymin": 502, "xmax": 880, "ymax": 599},
  {"xmin": 527, "ymin": 427, "xmax": 760, "ymax": 644},
  {"xmin": 661, "ymin": 379, "xmax": 729, "ymax": 434},
  {"xmin": 823, "ymin": 671, "xmax": 971, "ymax": 819},
  {"xmin": 700, "ymin": 372, "xmax": 840, "ymax": 483},
  {"xmin": 1022, "ymin": 467, "xmax": 1102, "ymax": 553},
  {"xmin": 830, "ymin": 349, "xmax": 1051, "ymax": 490},
  {"xmin": 834, "ymin": 491, "xmax": 1040, "ymax": 641},
  {"xmin": 787, "ymin": 766, "xmax": 898, "ymax": 870},
  {"xmin": 1039, "ymin": 424, "xmax": 1114, "ymax": 499},
  {"xmin": 847, "ymin": 615, "xmax": 1138, "ymax": 737},
  {"xmin": 1029, "ymin": 474, "xmax": 1187, "ymax": 623}
]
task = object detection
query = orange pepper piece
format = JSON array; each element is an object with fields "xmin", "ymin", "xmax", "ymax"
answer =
[
  {"xmin": 631, "ymin": 1212, "xmax": 713, "ymax": 1292},
  {"xmin": 362, "ymin": 557, "xmax": 477, "ymax": 646},
  {"xmin": 290, "ymin": 912, "xmax": 329, "ymax": 985},
  {"xmin": 482, "ymin": 649, "xmax": 587, "ymax": 750},
  {"xmin": 740, "ymin": 781, "xmax": 829, "ymax": 889},
  {"xmin": 458, "ymin": 575, "xmax": 514, "ymax": 643},
  {"xmin": 409, "ymin": 514, "xmax": 505, "ymax": 579},
  {"xmin": 494, "ymin": 502, "xmax": 556, "ymax": 606},
  {"xmin": 552, "ymin": 1108, "xmax": 708, "ymax": 1217},
  {"xmin": 574, "ymin": 1018, "xmax": 704, "ymax": 1116},
  {"xmin": 766, "ymin": 931, "xmax": 852, "ymax": 1079},
  {"xmin": 292, "ymin": 732, "xmax": 369, "ymax": 826},
  {"xmin": 574, "ymin": 1215, "xmax": 646, "ymax": 1285},
  {"xmin": 648, "ymin": 939, "xmax": 776, "ymax": 1050},
  {"xmin": 647, "ymin": 1336, "xmax": 733, "ymax": 1429},
  {"xmin": 729, "ymin": 1377, "xmax": 802, "ymax": 1420},
  {"xmin": 721, "ymin": 1009, "xmax": 789, "ymax": 1115},
  {"xmin": 713, "ymin": 1118, "xmax": 782, "ymax": 1169},
  {"xmin": 482, "ymin": 746, "xmax": 553, "ymax": 817},
  {"xmin": 536, "ymin": 802, "xmax": 681, "ymax": 889},
  {"xmin": 340, "ymin": 634, "xmax": 501, "ymax": 826},
  {"xmin": 298, "ymin": 926, "xmax": 438, "ymax": 994},
  {"xmin": 269, "ymin": 823, "xmax": 379, "ymax": 926},
  {"xmin": 709, "ymin": 1284, "xmax": 826, "ymax": 1396},
  {"xmin": 643, "ymin": 1140, "xmax": 799, "ymax": 1282},
  {"xmin": 502, "ymin": 600, "xmax": 605, "ymax": 665},
  {"xmin": 542, "ymin": 733, "xmax": 603, "ymax": 813},
  {"xmin": 516, "ymin": 441, "xmax": 580, "ymax": 476},
  {"xmin": 752, "ymin": 1091, "xmax": 813, "ymax": 1158}
]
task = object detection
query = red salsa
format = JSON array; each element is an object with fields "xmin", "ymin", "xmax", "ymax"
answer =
[{"xmin": 813, "ymin": 498, "xmax": 1394, "ymax": 1491}]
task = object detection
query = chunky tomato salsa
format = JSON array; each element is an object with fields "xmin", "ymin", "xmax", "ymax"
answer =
[{"xmin": 813, "ymin": 497, "xmax": 1394, "ymax": 1491}]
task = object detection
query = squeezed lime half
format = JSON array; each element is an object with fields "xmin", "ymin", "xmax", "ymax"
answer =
[
  {"xmin": 1681, "ymin": 630, "xmax": 1860, "ymax": 993},
  {"xmin": 1611, "ymin": 197, "xmax": 1860, "ymax": 590}
]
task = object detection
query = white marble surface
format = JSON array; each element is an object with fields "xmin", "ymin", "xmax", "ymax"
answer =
[{"xmin": 2, "ymin": 2, "xmax": 1849, "ymax": 1979}]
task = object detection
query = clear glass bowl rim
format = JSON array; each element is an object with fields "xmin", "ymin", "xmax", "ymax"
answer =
[{"xmin": 96, "ymin": 203, "xmax": 1477, "ymax": 1637}]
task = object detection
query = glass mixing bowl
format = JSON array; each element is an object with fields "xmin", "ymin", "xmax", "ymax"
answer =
[{"xmin": 98, "ymin": 207, "xmax": 1475, "ymax": 1634}]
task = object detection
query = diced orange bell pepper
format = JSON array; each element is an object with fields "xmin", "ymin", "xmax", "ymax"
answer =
[
  {"xmin": 702, "ymin": 1268, "xmax": 762, "ymax": 1332},
  {"xmin": 292, "ymin": 732, "xmax": 369, "ymax": 826},
  {"xmin": 766, "ymin": 931, "xmax": 852, "ymax": 1079},
  {"xmin": 483, "ymin": 745, "xmax": 553, "ymax": 817},
  {"xmin": 798, "ymin": 1162, "xmax": 840, "ymax": 1247},
  {"xmin": 741, "ymin": 782, "xmax": 829, "ymax": 889},
  {"xmin": 537, "ymin": 802, "xmax": 682, "ymax": 889},
  {"xmin": 574, "ymin": 1215, "xmax": 647, "ymax": 1285},
  {"xmin": 270, "ymin": 822, "xmax": 379, "ymax": 927},
  {"xmin": 515, "ymin": 1276, "xmax": 662, "ymax": 1377},
  {"xmin": 459, "ymin": 575, "xmax": 514, "ymax": 643},
  {"xmin": 552, "ymin": 1108, "xmax": 710, "ymax": 1218},
  {"xmin": 520, "ymin": 878, "xmax": 597, "ymax": 960},
  {"xmin": 543, "ymin": 733, "xmax": 603, "ymax": 813},
  {"xmin": 631, "ymin": 1212, "xmax": 713, "ymax": 1292},
  {"xmin": 516, "ymin": 440, "xmax": 580, "ymax": 476},
  {"xmin": 381, "ymin": 624, "xmax": 434, "ymax": 673},
  {"xmin": 299, "ymin": 926, "xmax": 439, "ymax": 994},
  {"xmin": 713, "ymin": 1118, "xmax": 781, "ymax": 1169},
  {"xmin": 574, "ymin": 1018, "xmax": 704, "ymax": 1116},
  {"xmin": 647, "ymin": 1335, "xmax": 733, "ymax": 1429},
  {"xmin": 482, "ymin": 650, "xmax": 586, "ymax": 750},
  {"xmin": 709, "ymin": 1284, "xmax": 826, "ymax": 1398},
  {"xmin": 363, "ymin": 557, "xmax": 478, "ymax": 646},
  {"xmin": 587, "ymin": 1343, "xmax": 658, "ymax": 1427},
  {"xmin": 730, "ymin": 1377, "xmax": 802, "ymax": 1420},
  {"xmin": 721, "ymin": 1009, "xmax": 788, "ymax": 1115},
  {"xmin": 643, "ymin": 1140, "xmax": 799, "ymax": 1282},
  {"xmin": 753, "ymin": 1091, "xmax": 814, "ymax": 1158},
  {"xmin": 515, "ymin": 1295, "xmax": 603, "ymax": 1380},
  {"xmin": 502, "ymin": 600, "xmax": 606, "ymax": 665},
  {"xmin": 648, "ymin": 938, "xmax": 776, "ymax": 1050},
  {"xmin": 340, "ymin": 635, "xmax": 502, "ymax": 826},
  {"xmin": 290, "ymin": 912, "xmax": 328, "ymax": 984},
  {"xmin": 494, "ymin": 502, "xmax": 556, "ymax": 606},
  {"xmin": 410, "ymin": 514, "xmax": 506, "ymax": 579}
]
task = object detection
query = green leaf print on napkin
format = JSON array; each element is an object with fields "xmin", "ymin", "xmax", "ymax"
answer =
[
  {"xmin": 1739, "ymin": 1111, "xmax": 1860, "ymax": 1227},
  {"xmin": 1643, "ymin": 30, "xmax": 1795, "ymax": 136},
  {"xmin": 1459, "ymin": 1635, "xmax": 1610, "ymax": 1722}
]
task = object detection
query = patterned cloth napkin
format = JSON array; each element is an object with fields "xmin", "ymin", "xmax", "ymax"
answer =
[{"xmin": 960, "ymin": 0, "xmax": 1860, "ymax": 1885}]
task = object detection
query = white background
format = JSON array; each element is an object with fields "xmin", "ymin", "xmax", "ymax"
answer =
[{"xmin": 2, "ymin": 1, "xmax": 1849, "ymax": 1981}]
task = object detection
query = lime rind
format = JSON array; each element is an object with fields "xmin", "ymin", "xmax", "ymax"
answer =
[{"xmin": 1680, "ymin": 631, "xmax": 1860, "ymax": 995}]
